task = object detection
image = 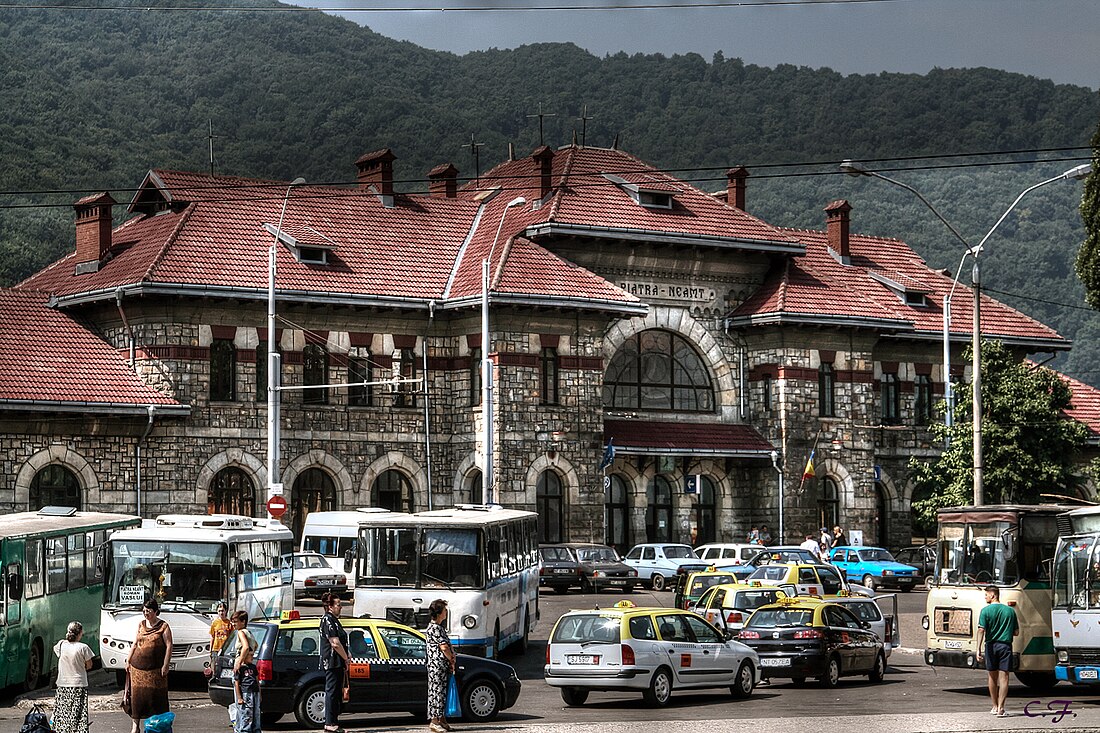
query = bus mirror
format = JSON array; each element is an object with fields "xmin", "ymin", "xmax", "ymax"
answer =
[
  {"xmin": 95, "ymin": 544, "xmax": 107, "ymax": 576},
  {"xmin": 487, "ymin": 540, "xmax": 501, "ymax": 564},
  {"xmin": 1002, "ymin": 529, "xmax": 1018, "ymax": 560},
  {"xmin": 343, "ymin": 549, "xmax": 355, "ymax": 575},
  {"xmin": 7, "ymin": 572, "xmax": 23, "ymax": 601}
]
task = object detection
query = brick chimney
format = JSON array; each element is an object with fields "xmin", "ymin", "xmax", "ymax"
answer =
[
  {"xmin": 726, "ymin": 166, "xmax": 749, "ymax": 210},
  {"xmin": 355, "ymin": 148, "xmax": 396, "ymax": 196},
  {"xmin": 74, "ymin": 192, "xmax": 116, "ymax": 274},
  {"xmin": 825, "ymin": 199, "xmax": 853, "ymax": 265},
  {"xmin": 532, "ymin": 145, "xmax": 555, "ymax": 200},
  {"xmin": 427, "ymin": 163, "xmax": 459, "ymax": 199}
]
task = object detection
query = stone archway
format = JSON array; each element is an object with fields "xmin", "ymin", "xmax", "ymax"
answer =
[
  {"xmin": 196, "ymin": 449, "xmax": 266, "ymax": 513},
  {"xmin": 15, "ymin": 445, "xmax": 101, "ymax": 510},
  {"xmin": 526, "ymin": 454, "xmax": 580, "ymax": 542},
  {"xmin": 360, "ymin": 452, "xmax": 426, "ymax": 510},
  {"xmin": 451, "ymin": 452, "xmax": 483, "ymax": 507}
]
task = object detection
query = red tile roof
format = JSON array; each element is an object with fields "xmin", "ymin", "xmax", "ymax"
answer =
[
  {"xmin": 0, "ymin": 289, "xmax": 184, "ymax": 410},
  {"xmin": 731, "ymin": 227, "xmax": 1066, "ymax": 347},
  {"xmin": 1049, "ymin": 366, "xmax": 1100, "ymax": 440},
  {"xmin": 603, "ymin": 419, "xmax": 774, "ymax": 456}
]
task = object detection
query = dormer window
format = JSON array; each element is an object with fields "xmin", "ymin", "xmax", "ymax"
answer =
[
  {"xmin": 602, "ymin": 173, "xmax": 679, "ymax": 210},
  {"xmin": 263, "ymin": 223, "xmax": 337, "ymax": 265},
  {"xmin": 869, "ymin": 270, "xmax": 930, "ymax": 308}
]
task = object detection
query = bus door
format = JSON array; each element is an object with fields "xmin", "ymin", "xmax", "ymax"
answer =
[{"xmin": 3, "ymin": 539, "xmax": 24, "ymax": 627}]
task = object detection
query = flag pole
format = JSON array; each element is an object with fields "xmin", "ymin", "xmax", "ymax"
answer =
[{"xmin": 796, "ymin": 428, "xmax": 824, "ymax": 496}]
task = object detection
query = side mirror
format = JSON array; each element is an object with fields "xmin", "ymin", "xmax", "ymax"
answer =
[
  {"xmin": 487, "ymin": 540, "xmax": 501, "ymax": 564},
  {"xmin": 343, "ymin": 549, "xmax": 355, "ymax": 576},
  {"xmin": 860, "ymin": 620, "xmax": 871, "ymax": 630},
  {"xmin": 7, "ymin": 572, "xmax": 24, "ymax": 601}
]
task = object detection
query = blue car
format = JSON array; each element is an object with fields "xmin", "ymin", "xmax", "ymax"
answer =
[{"xmin": 828, "ymin": 546, "xmax": 920, "ymax": 592}]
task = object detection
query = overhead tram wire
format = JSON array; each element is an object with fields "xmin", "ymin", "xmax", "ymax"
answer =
[{"xmin": 0, "ymin": 153, "xmax": 1091, "ymax": 210}]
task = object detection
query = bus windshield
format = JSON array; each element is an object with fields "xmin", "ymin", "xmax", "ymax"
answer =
[
  {"xmin": 361, "ymin": 527, "xmax": 484, "ymax": 589},
  {"xmin": 1054, "ymin": 537, "xmax": 1100, "ymax": 609},
  {"xmin": 106, "ymin": 540, "xmax": 226, "ymax": 612},
  {"xmin": 936, "ymin": 521, "xmax": 1018, "ymax": 585}
]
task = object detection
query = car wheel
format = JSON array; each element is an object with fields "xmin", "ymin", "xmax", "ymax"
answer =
[
  {"xmin": 581, "ymin": 577, "xmax": 593, "ymax": 594},
  {"xmin": 261, "ymin": 712, "xmax": 284, "ymax": 727},
  {"xmin": 730, "ymin": 661, "xmax": 755, "ymax": 698},
  {"xmin": 294, "ymin": 683, "xmax": 326, "ymax": 729},
  {"xmin": 643, "ymin": 667, "xmax": 673, "ymax": 707},
  {"xmin": 923, "ymin": 575, "xmax": 934, "ymax": 590},
  {"xmin": 23, "ymin": 639, "xmax": 44, "ymax": 692},
  {"xmin": 652, "ymin": 574, "xmax": 667, "ymax": 592},
  {"xmin": 561, "ymin": 687, "xmax": 589, "ymax": 706},
  {"xmin": 623, "ymin": 583, "xmax": 635, "ymax": 594},
  {"xmin": 869, "ymin": 652, "xmax": 886, "ymax": 683},
  {"xmin": 818, "ymin": 656, "xmax": 841, "ymax": 688},
  {"xmin": 862, "ymin": 574, "xmax": 878, "ymax": 591},
  {"xmin": 462, "ymin": 678, "xmax": 502, "ymax": 721}
]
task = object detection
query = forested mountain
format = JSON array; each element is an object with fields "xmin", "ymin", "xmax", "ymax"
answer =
[{"xmin": 2, "ymin": 1, "xmax": 1098, "ymax": 381}]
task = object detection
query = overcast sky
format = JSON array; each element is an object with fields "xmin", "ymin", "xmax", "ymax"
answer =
[{"xmin": 299, "ymin": 0, "xmax": 1098, "ymax": 89}]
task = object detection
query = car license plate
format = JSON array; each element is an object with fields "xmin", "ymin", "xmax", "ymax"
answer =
[
  {"xmin": 554, "ymin": 568, "xmax": 571, "ymax": 574},
  {"xmin": 944, "ymin": 640, "xmax": 963, "ymax": 649},
  {"xmin": 1080, "ymin": 669, "xmax": 1098, "ymax": 680},
  {"xmin": 609, "ymin": 579, "xmax": 628, "ymax": 585},
  {"xmin": 220, "ymin": 668, "xmax": 233, "ymax": 679},
  {"xmin": 567, "ymin": 654, "xmax": 600, "ymax": 665},
  {"xmin": 760, "ymin": 657, "xmax": 791, "ymax": 667}
]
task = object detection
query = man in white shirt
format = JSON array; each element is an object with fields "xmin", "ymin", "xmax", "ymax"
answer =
[{"xmin": 799, "ymin": 534, "xmax": 824, "ymax": 561}]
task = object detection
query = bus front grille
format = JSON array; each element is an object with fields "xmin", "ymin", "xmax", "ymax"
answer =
[
  {"xmin": 933, "ymin": 608, "xmax": 972, "ymax": 636},
  {"xmin": 1066, "ymin": 649, "xmax": 1100, "ymax": 665},
  {"xmin": 386, "ymin": 607, "xmax": 434, "ymax": 630}
]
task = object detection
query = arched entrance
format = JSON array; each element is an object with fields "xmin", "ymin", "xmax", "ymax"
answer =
[
  {"xmin": 29, "ymin": 464, "xmax": 81, "ymax": 510},
  {"xmin": 536, "ymin": 470, "xmax": 564, "ymax": 543},
  {"xmin": 208, "ymin": 467, "xmax": 256, "ymax": 516},
  {"xmin": 646, "ymin": 476, "xmax": 674, "ymax": 543},
  {"xmin": 372, "ymin": 469, "xmax": 414, "ymax": 513},
  {"xmin": 292, "ymin": 468, "xmax": 337, "ymax": 538}
]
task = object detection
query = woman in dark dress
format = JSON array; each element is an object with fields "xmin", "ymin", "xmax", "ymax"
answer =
[
  {"xmin": 125, "ymin": 599, "xmax": 173, "ymax": 733},
  {"xmin": 425, "ymin": 599, "xmax": 457, "ymax": 733}
]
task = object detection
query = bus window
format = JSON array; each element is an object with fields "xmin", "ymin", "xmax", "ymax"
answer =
[
  {"xmin": 363, "ymin": 528, "xmax": 416, "ymax": 586},
  {"xmin": 25, "ymin": 539, "xmax": 44, "ymax": 599},
  {"xmin": 68, "ymin": 534, "xmax": 86, "ymax": 590},
  {"xmin": 421, "ymin": 529, "xmax": 482, "ymax": 588},
  {"xmin": 108, "ymin": 541, "xmax": 226, "ymax": 612},
  {"xmin": 46, "ymin": 537, "xmax": 67, "ymax": 594}
]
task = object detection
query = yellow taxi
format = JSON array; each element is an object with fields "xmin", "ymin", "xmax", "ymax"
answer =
[
  {"xmin": 672, "ymin": 567, "xmax": 739, "ymax": 610},
  {"xmin": 691, "ymin": 581, "xmax": 790, "ymax": 637},
  {"xmin": 544, "ymin": 600, "xmax": 760, "ymax": 707},
  {"xmin": 745, "ymin": 562, "xmax": 872, "ymax": 597}
]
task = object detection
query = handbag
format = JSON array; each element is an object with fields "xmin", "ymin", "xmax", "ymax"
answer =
[
  {"xmin": 445, "ymin": 674, "xmax": 461, "ymax": 719},
  {"xmin": 121, "ymin": 670, "xmax": 133, "ymax": 716},
  {"xmin": 342, "ymin": 668, "xmax": 350, "ymax": 703}
]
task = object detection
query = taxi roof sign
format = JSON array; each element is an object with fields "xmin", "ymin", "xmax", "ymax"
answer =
[
  {"xmin": 281, "ymin": 610, "xmax": 301, "ymax": 621},
  {"xmin": 614, "ymin": 600, "xmax": 637, "ymax": 609}
]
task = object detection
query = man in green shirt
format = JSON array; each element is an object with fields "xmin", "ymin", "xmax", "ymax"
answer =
[{"xmin": 976, "ymin": 585, "xmax": 1019, "ymax": 717}]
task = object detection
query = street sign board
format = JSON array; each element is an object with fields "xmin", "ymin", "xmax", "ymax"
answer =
[{"xmin": 267, "ymin": 495, "xmax": 288, "ymax": 518}]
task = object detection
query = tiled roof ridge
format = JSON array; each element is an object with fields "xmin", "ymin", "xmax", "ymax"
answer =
[
  {"xmin": 776, "ymin": 257, "xmax": 790, "ymax": 312},
  {"xmin": 13, "ymin": 250, "xmax": 75, "ymax": 290},
  {"xmin": 151, "ymin": 168, "xmax": 287, "ymax": 188},
  {"xmin": 780, "ymin": 225, "xmax": 907, "ymax": 245},
  {"xmin": 142, "ymin": 203, "xmax": 196, "ymax": 283}
]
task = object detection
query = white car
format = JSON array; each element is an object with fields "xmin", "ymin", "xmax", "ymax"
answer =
[
  {"xmin": 695, "ymin": 543, "xmax": 759, "ymax": 565},
  {"xmin": 830, "ymin": 594, "xmax": 900, "ymax": 658},
  {"xmin": 622, "ymin": 543, "xmax": 705, "ymax": 591},
  {"xmin": 545, "ymin": 602, "xmax": 760, "ymax": 707},
  {"xmin": 282, "ymin": 551, "xmax": 348, "ymax": 600}
]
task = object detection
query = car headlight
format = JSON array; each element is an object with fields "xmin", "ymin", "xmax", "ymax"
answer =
[
  {"xmin": 1058, "ymin": 650, "xmax": 1069, "ymax": 663},
  {"xmin": 462, "ymin": 615, "xmax": 477, "ymax": 629},
  {"xmin": 628, "ymin": 570, "xmax": 637, "ymax": 577},
  {"xmin": 883, "ymin": 570, "xmax": 894, "ymax": 576},
  {"xmin": 921, "ymin": 615, "xmax": 929, "ymax": 630}
]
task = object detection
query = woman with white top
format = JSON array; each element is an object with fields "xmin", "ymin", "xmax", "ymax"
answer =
[{"xmin": 53, "ymin": 621, "xmax": 94, "ymax": 733}]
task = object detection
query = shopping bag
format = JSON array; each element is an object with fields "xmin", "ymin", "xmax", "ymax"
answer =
[
  {"xmin": 445, "ymin": 674, "xmax": 461, "ymax": 719},
  {"xmin": 144, "ymin": 711, "xmax": 175, "ymax": 733}
]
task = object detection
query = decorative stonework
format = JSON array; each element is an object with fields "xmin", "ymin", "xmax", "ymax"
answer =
[{"xmin": 14, "ymin": 444, "xmax": 101, "ymax": 508}]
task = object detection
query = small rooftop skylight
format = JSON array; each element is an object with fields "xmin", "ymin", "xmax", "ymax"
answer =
[
  {"xmin": 869, "ymin": 270, "xmax": 931, "ymax": 308},
  {"xmin": 263, "ymin": 224, "xmax": 338, "ymax": 265},
  {"xmin": 602, "ymin": 173, "xmax": 679, "ymax": 210}
]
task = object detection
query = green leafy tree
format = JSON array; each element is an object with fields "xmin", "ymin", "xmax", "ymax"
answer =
[
  {"xmin": 909, "ymin": 340, "xmax": 1089, "ymax": 526},
  {"xmin": 1077, "ymin": 119, "xmax": 1100, "ymax": 308}
]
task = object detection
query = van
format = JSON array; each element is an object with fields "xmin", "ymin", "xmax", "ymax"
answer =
[{"xmin": 300, "ymin": 508, "xmax": 401, "ymax": 586}]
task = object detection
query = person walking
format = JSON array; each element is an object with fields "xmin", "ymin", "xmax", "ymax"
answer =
[
  {"xmin": 799, "ymin": 534, "xmax": 823, "ymax": 561},
  {"xmin": 231, "ymin": 611, "xmax": 261, "ymax": 733},
  {"xmin": 832, "ymin": 526, "xmax": 847, "ymax": 548},
  {"xmin": 53, "ymin": 621, "xmax": 94, "ymax": 733},
  {"xmin": 125, "ymin": 599, "xmax": 173, "ymax": 733},
  {"xmin": 759, "ymin": 524, "xmax": 773, "ymax": 546},
  {"xmin": 976, "ymin": 585, "xmax": 1019, "ymax": 716},
  {"xmin": 425, "ymin": 599, "xmax": 457, "ymax": 733},
  {"xmin": 319, "ymin": 592, "xmax": 350, "ymax": 733}
]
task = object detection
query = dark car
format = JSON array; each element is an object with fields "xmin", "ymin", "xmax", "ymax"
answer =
[
  {"xmin": 716, "ymin": 546, "xmax": 824, "ymax": 580},
  {"xmin": 540, "ymin": 542, "xmax": 639, "ymax": 593},
  {"xmin": 208, "ymin": 616, "xmax": 521, "ymax": 728},
  {"xmin": 539, "ymin": 545, "xmax": 583, "ymax": 593},
  {"xmin": 894, "ymin": 545, "xmax": 937, "ymax": 589},
  {"xmin": 737, "ymin": 597, "xmax": 886, "ymax": 688}
]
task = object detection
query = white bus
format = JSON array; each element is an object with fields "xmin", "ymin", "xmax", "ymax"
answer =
[
  {"xmin": 100, "ymin": 514, "xmax": 294, "ymax": 677},
  {"xmin": 300, "ymin": 508, "xmax": 403, "ymax": 586},
  {"xmin": 1053, "ymin": 504, "xmax": 1100, "ymax": 684},
  {"xmin": 348, "ymin": 505, "xmax": 539, "ymax": 658}
]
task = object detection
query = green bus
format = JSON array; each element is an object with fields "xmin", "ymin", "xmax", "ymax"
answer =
[{"xmin": 1, "ymin": 507, "xmax": 139, "ymax": 690}]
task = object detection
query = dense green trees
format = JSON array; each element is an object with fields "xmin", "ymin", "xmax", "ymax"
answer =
[
  {"xmin": 1075, "ymin": 118, "xmax": 1100, "ymax": 308},
  {"xmin": 0, "ymin": 2, "xmax": 1097, "ymax": 382}
]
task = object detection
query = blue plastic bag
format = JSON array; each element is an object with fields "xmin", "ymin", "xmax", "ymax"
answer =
[
  {"xmin": 446, "ymin": 675, "xmax": 461, "ymax": 719},
  {"xmin": 144, "ymin": 712, "xmax": 175, "ymax": 733}
]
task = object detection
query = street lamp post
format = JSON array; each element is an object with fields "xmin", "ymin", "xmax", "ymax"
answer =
[
  {"xmin": 771, "ymin": 450, "xmax": 784, "ymax": 544},
  {"xmin": 482, "ymin": 196, "xmax": 527, "ymax": 505},
  {"xmin": 267, "ymin": 177, "xmax": 306, "ymax": 503},
  {"xmin": 840, "ymin": 160, "xmax": 1090, "ymax": 505}
]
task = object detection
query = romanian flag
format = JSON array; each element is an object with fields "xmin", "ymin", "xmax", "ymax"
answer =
[{"xmin": 802, "ymin": 449, "xmax": 816, "ymax": 480}]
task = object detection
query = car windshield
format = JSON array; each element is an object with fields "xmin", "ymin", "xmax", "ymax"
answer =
[
  {"xmin": 663, "ymin": 546, "xmax": 697, "ymax": 559},
  {"xmin": 690, "ymin": 575, "xmax": 735, "ymax": 594},
  {"xmin": 577, "ymin": 548, "xmax": 620, "ymax": 562},
  {"xmin": 858, "ymin": 549, "xmax": 896, "ymax": 563},
  {"xmin": 748, "ymin": 566, "xmax": 789, "ymax": 581},
  {"xmin": 552, "ymin": 614, "xmax": 622, "ymax": 644},
  {"xmin": 746, "ymin": 608, "xmax": 814, "ymax": 628},
  {"xmin": 294, "ymin": 554, "xmax": 328, "ymax": 569},
  {"xmin": 541, "ymin": 547, "xmax": 573, "ymax": 562},
  {"xmin": 731, "ymin": 590, "xmax": 784, "ymax": 611}
]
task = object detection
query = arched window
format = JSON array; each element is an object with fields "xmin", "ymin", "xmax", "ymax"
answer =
[
  {"xmin": 819, "ymin": 476, "xmax": 840, "ymax": 531},
  {"xmin": 303, "ymin": 344, "xmax": 329, "ymax": 405},
  {"xmin": 467, "ymin": 470, "xmax": 484, "ymax": 505},
  {"xmin": 819, "ymin": 362, "xmax": 835, "ymax": 417},
  {"xmin": 291, "ymin": 468, "xmax": 337, "ymax": 538},
  {"xmin": 536, "ymin": 471, "xmax": 564, "ymax": 543},
  {"xmin": 209, "ymin": 339, "xmax": 236, "ymax": 401},
  {"xmin": 693, "ymin": 477, "xmax": 717, "ymax": 545},
  {"xmin": 372, "ymin": 469, "xmax": 414, "ymax": 513},
  {"xmin": 603, "ymin": 330, "xmax": 715, "ymax": 412},
  {"xmin": 208, "ymin": 467, "xmax": 255, "ymax": 516},
  {"xmin": 646, "ymin": 476, "xmax": 674, "ymax": 543},
  {"xmin": 605, "ymin": 475, "xmax": 631, "ymax": 553},
  {"xmin": 875, "ymin": 482, "xmax": 889, "ymax": 548},
  {"xmin": 29, "ymin": 465, "xmax": 81, "ymax": 510}
]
